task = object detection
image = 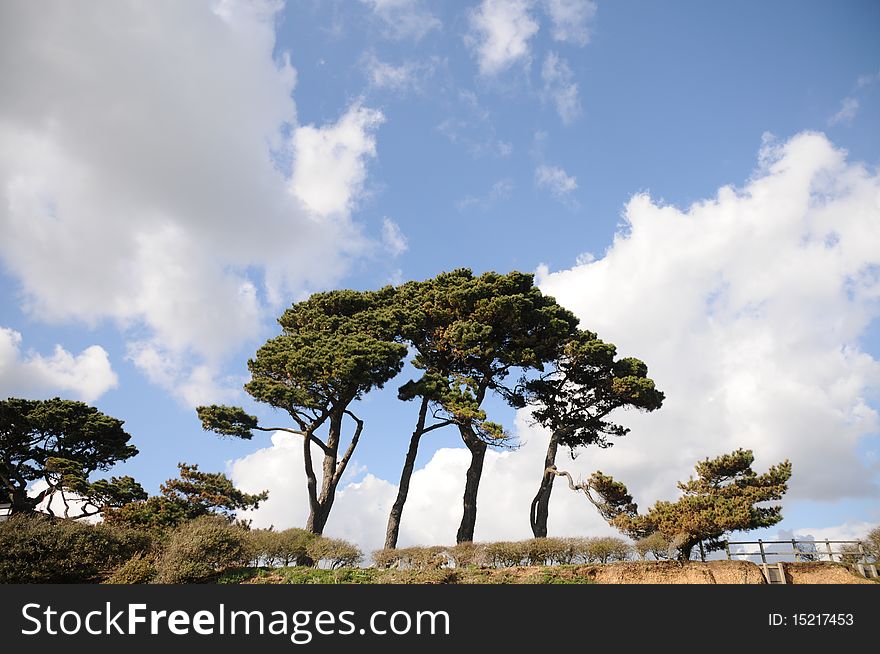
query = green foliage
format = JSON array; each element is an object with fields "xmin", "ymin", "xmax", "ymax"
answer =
[
  {"xmin": 525, "ymin": 331, "xmax": 665, "ymax": 450},
  {"xmin": 155, "ymin": 516, "xmax": 251, "ymax": 583},
  {"xmin": 248, "ymin": 527, "xmax": 317, "ymax": 566},
  {"xmin": 104, "ymin": 462, "xmax": 267, "ymax": 531},
  {"xmin": 0, "ymin": 397, "xmax": 142, "ymax": 516},
  {"xmin": 105, "ymin": 553, "xmax": 158, "ymax": 584},
  {"xmin": 0, "ymin": 513, "xmax": 153, "ymax": 583},
  {"xmin": 196, "ymin": 405, "xmax": 258, "ymax": 439},
  {"xmin": 581, "ymin": 536, "xmax": 633, "ymax": 563},
  {"xmin": 306, "ymin": 536, "xmax": 363, "ymax": 569},
  {"xmin": 590, "ymin": 449, "xmax": 792, "ymax": 560},
  {"xmin": 242, "ymin": 287, "xmax": 407, "ymax": 416},
  {"xmin": 634, "ymin": 532, "xmax": 673, "ymax": 560},
  {"xmin": 395, "ymin": 269, "xmax": 579, "ymax": 439}
]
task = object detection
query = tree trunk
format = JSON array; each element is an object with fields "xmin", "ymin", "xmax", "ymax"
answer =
[
  {"xmin": 384, "ymin": 396, "xmax": 429, "ymax": 550},
  {"xmin": 456, "ymin": 424, "xmax": 486, "ymax": 543},
  {"xmin": 530, "ymin": 432, "xmax": 560, "ymax": 538}
]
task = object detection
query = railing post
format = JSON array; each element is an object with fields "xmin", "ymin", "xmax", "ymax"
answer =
[
  {"xmin": 858, "ymin": 541, "xmax": 866, "ymax": 563},
  {"xmin": 699, "ymin": 540, "xmax": 706, "ymax": 562},
  {"xmin": 758, "ymin": 539, "xmax": 767, "ymax": 564},
  {"xmin": 792, "ymin": 538, "xmax": 799, "ymax": 562},
  {"xmin": 825, "ymin": 539, "xmax": 834, "ymax": 562},
  {"xmin": 724, "ymin": 540, "xmax": 731, "ymax": 561}
]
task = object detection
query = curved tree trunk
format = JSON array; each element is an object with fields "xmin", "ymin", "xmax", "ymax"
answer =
[
  {"xmin": 456, "ymin": 425, "xmax": 486, "ymax": 543},
  {"xmin": 384, "ymin": 396, "xmax": 429, "ymax": 550},
  {"xmin": 530, "ymin": 432, "xmax": 560, "ymax": 538}
]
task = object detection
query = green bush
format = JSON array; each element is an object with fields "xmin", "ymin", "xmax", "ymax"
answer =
[
  {"xmin": 634, "ymin": 532, "xmax": 672, "ymax": 560},
  {"xmin": 155, "ymin": 516, "xmax": 251, "ymax": 583},
  {"xmin": 106, "ymin": 553, "xmax": 158, "ymax": 584},
  {"xmin": 248, "ymin": 527, "xmax": 318, "ymax": 567},
  {"xmin": 582, "ymin": 537, "xmax": 633, "ymax": 563},
  {"xmin": 0, "ymin": 513, "xmax": 153, "ymax": 583},
  {"xmin": 306, "ymin": 536, "xmax": 362, "ymax": 569}
]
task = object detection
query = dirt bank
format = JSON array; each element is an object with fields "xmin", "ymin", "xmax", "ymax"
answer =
[{"xmin": 783, "ymin": 562, "xmax": 874, "ymax": 585}]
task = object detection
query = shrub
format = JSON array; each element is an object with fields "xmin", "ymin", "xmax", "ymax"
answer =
[
  {"xmin": 373, "ymin": 546, "xmax": 447, "ymax": 570},
  {"xmin": 484, "ymin": 541, "xmax": 527, "ymax": 568},
  {"xmin": 306, "ymin": 537, "xmax": 362, "ymax": 569},
  {"xmin": 155, "ymin": 516, "xmax": 251, "ymax": 583},
  {"xmin": 863, "ymin": 526, "xmax": 880, "ymax": 562},
  {"xmin": 634, "ymin": 532, "xmax": 672, "ymax": 560},
  {"xmin": 447, "ymin": 542, "xmax": 487, "ymax": 568},
  {"xmin": 582, "ymin": 537, "xmax": 633, "ymax": 563},
  {"xmin": 522, "ymin": 538, "xmax": 570, "ymax": 566},
  {"xmin": 0, "ymin": 513, "xmax": 152, "ymax": 583},
  {"xmin": 276, "ymin": 528, "xmax": 318, "ymax": 566},
  {"xmin": 106, "ymin": 553, "xmax": 158, "ymax": 584}
]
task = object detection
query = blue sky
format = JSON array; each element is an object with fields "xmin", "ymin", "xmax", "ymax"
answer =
[{"xmin": 1, "ymin": 0, "xmax": 878, "ymax": 551}]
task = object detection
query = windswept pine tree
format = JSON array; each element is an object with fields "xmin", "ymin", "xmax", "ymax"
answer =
[{"xmin": 554, "ymin": 449, "xmax": 792, "ymax": 560}]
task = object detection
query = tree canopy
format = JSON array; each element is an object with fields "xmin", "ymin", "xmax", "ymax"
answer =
[
  {"xmin": 198, "ymin": 287, "xmax": 407, "ymax": 535},
  {"xmin": 390, "ymin": 269, "xmax": 580, "ymax": 543},
  {"xmin": 0, "ymin": 397, "xmax": 143, "ymax": 517}
]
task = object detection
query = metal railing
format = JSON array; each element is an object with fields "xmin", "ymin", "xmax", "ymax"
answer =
[{"xmin": 723, "ymin": 538, "xmax": 869, "ymax": 564}]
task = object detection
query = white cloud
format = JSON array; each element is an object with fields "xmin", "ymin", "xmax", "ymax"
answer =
[
  {"xmin": 359, "ymin": 0, "xmax": 441, "ymax": 41},
  {"xmin": 541, "ymin": 0, "xmax": 596, "ymax": 46},
  {"xmin": 829, "ymin": 97, "xmax": 859, "ymax": 126},
  {"xmin": 467, "ymin": 0, "xmax": 540, "ymax": 76},
  {"xmin": 541, "ymin": 52, "xmax": 582, "ymax": 124},
  {"xmin": 0, "ymin": 1, "xmax": 384, "ymax": 405},
  {"xmin": 362, "ymin": 53, "xmax": 438, "ymax": 95},
  {"xmin": 537, "ymin": 131, "xmax": 880, "ymax": 505},
  {"xmin": 380, "ymin": 218, "xmax": 408, "ymax": 257},
  {"xmin": 0, "ymin": 327, "xmax": 117, "ymax": 402},
  {"xmin": 535, "ymin": 164, "xmax": 577, "ymax": 199},
  {"xmin": 291, "ymin": 104, "xmax": 385, "ymax": 218},
  {"xmin": 233, "ymin": 131, "xmax": 880, "ymax": 553}
]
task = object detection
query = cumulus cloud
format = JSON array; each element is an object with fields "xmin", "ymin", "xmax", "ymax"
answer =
[
  {"xmin": 232, "ymin": 131, "xmax": 880, "ymax": 552},
  {"xmin": 541, "ymin": 52, "xmax": 582, "ymax": 124},
  {"xmin": 467, "ymin": 0, "xmax": 540, "ymax": 76},
  {"xmin": 0, "ymin": 1, "xmax": 384, "ymax": 405},
  {"xmin": 537, "ymin": 131, "xmax": 880, "ymax": 505},
  {"xmin": 535, "ymin": 164, "xmax": 577, "ymax": 199},
  {"xmin": 0, "ymin": 327, "xmax": 117, "ymax": 402},
  {"xmin": 291, "ymin": 104, "xmax": 385, "ymax": 217},
  {"xmin": 359, "ymin": 0, "xmax": 441, "ymax": 41},
  {"xmin": 541, "ymin": 0, "xmax": 596, "ymax": 46}
]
